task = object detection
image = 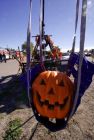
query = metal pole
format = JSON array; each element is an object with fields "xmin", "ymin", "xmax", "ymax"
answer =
[
  {"xmin": 26, "ymin": 0, "xmax": 32, "ymax": 106},
  {"xmin": 72, "ymin": 0, "xmax": 80, "ymax": 53},
  {"xmin": 69, "ymin": 0, "xmax": 87, "ymax": 119},
  {"xmin": 39, "ymin": 0, "xmax": 45, "ymax": 63},
  {"xmin": 42, "ymin": 0, "xmax": 45, "ymax": 37}
]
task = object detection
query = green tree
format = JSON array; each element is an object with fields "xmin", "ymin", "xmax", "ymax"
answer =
[{"xmin": 22, "ymin": 42, "xmax": 34, "ymax": 55}]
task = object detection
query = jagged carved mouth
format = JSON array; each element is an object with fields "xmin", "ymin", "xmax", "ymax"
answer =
[{"xmin": 35, "ymin": 92, "xmax": 69, "ymax": 110}]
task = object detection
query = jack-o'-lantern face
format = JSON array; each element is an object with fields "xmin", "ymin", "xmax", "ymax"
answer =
[{"xmin": 32, "ymin": 71, "xmax": 74, "ymax": 119}]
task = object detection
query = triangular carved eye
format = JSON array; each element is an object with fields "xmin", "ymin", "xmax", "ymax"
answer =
[
  {"xmin": 59, "ymin": 80, "xmax": 64, "ymax": 87},
  {"xmin": 40, "ymin": 79, "xmax": 46, "ymax": 85}
]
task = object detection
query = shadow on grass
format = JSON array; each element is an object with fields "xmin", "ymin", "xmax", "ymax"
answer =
[{"xmin": 0, "ymin": 74, "xmax": 29, "ymax": 114}]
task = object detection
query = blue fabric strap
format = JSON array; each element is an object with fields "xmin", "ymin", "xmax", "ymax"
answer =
[{"xmin": 68, "ymin": 53, "xmax": 94, "ymax": 113}]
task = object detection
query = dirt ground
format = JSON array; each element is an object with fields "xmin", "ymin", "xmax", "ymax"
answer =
[
  {"xmin": 0, "ymin": 59, "xmax": 94, "ymax": 140},
  {"xmin": 0, "ymin": 59, "xmax": 19, "ymax": 77}
]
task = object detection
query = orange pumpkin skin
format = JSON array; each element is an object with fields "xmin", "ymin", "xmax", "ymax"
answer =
[{"xmin": 32, "ymin": 71, "xmax": 74, "ymax": 119}]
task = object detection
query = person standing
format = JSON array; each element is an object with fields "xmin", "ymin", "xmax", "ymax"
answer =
[
  {"xmin": 0, "ymin": 53, "xmax": 2, "ymax": 62},
  {"xmin": 2, "ymin": 52, "xmax": 6, "ymax": 63}
]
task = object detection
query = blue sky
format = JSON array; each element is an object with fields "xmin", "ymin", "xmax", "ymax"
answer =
[{"xmin": 0, "ymin": 0, "xmax": 94, "ymax": 52}]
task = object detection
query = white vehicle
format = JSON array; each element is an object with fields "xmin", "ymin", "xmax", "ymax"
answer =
[{"xmin": 62, "ymin": 52, "xmax": 70, "ymax": 60}]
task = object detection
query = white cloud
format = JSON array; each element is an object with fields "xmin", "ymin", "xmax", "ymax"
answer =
[
  {"xmin": 84, "ymin": 45, "xmax": 94, "ymax": 50},
  {"xmin": 87, "ymin": 0, "xmax": 92, "ymax": 7},
  {"xmin": 87, "ymin": 0, "xmax": 94, "ymax": 23},
  {"xmin": 87, "ymin": 0, "xmax": 94, "ymax": 10},
  {"xmin": 60, "ymin": 45, "xmax": 94, "ymax": 52}
]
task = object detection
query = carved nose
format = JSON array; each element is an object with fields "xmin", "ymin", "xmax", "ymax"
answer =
[{"xmin": 48, "ymin": 88, "xmax": 54, "ymax": 95}]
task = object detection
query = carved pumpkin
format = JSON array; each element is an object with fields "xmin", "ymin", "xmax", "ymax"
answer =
[{"xmin": 32, "ymin": 71, "xmax": 74, "ymax": 119}]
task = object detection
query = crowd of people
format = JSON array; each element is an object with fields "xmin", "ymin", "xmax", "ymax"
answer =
[{"xmin": 0, "ymin": 52, "xmax": 6, "ymax": 63}]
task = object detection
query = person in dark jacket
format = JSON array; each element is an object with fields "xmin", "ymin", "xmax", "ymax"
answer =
[
  {"xmin": 0, "ymin": 53, "xmax": 2, "ymax": 62},
  {"xmin": 2, "ymin": 52, "xmax": 6, "ymax": 63}
]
